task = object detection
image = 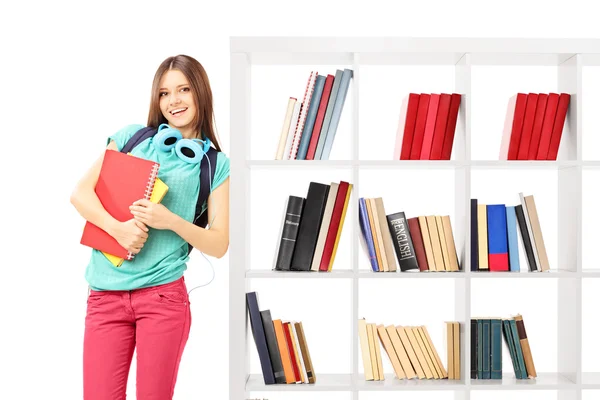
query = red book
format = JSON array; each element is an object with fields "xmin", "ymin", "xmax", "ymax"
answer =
[
  {"xmin": 396, "ymin": 93, "xmax": 420, "ymax": 160},
  {"xmin": 546, "ymin": 93, "xmax": 571, "ymax": 160},
  {"xmin": 80, "ymin": 149, "xmax": 160, "ymax": 260},
  {"xmin": 420, "ymin": 94, "xmax": 441, "ymax": 160},
  {"xmin": 430, "ymin": 93, "xmax": 452, "ymax": 160},
  {"xmin": 499, "ymin": 93, "xmax": 527, "ymax": 160},
  {"xmin": 441, "ymin": 93, "xmax": 462, "ymax": 160},
  {"xmin": 319, "ymin": 181, "xmax": 350, "ymax": 271},
  {"xmin": 527, "ymin": 94, "xmax": 548, "ymax": 160},
  {"xmin": 409, "ymin": 94, "xmax": 431, "ymax": 160},
  {"xmin": 283, "ymin": 322, "xmax": 301, "ymax": 382},
  {"xmin": 517, "ymin": 94, "xmax": 538, "ymax": 160},
  {"xmin": 407, "ymin": 217, "xmax": 429, "ymax": 271},
  {"xmin": 536, "ymin": 93, "xmax": 560, "ymax": 160},
  {"xmin": 306, "ymin": 74, "xmax": 334, "ymax": 160}
]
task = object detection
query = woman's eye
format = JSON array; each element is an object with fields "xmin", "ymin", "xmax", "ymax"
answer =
[
  {"xmin": 181, "ymin": 87, "xmax": 189, "ymax": 92},
  {"xmin": 159, "ymin": 92, "xmax": 168, "ymax": 97}
]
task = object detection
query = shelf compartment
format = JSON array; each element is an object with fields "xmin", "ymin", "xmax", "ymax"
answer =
[
  {"xmin": 470, "ymin": 373, "xmax": 575, "ymax": 390},
  {"xmin": 246, "ymin": 373, "xmax": 352, "ymax": 391}
]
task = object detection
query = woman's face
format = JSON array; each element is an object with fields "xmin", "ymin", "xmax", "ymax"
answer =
[{"xmin": 159, "ymin": 69, "xmax": 197, "ymax": 133}]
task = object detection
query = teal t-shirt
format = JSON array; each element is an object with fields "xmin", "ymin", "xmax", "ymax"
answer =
[{"xmin": 84, "ymin": 124, "xmax": 230, "ymax": 291}]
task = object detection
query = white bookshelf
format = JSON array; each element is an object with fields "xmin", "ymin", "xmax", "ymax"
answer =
[{"xmin": 230, "ymin": 37, "xmax": 600, "ymax": 400}]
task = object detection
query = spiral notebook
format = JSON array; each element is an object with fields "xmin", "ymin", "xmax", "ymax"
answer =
[{"xmin": 80, "ymin": 149, "xmax": 161, "ymax": 261}]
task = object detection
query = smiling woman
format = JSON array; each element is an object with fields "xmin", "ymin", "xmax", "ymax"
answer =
[{"xmin": 69, "ymin": 54, "xmax": 230, "ymax": 400}]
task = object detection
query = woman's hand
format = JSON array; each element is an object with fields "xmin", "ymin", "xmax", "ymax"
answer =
[
  {"xmin": 110, "ymin": 219, "xmax": 149, "ymax": 255},
  {"xmin": 130, "ymin": 199, "xmax": 178, "ymax": 230}
]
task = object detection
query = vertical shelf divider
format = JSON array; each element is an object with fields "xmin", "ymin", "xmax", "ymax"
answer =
[{"xmin": 351, "ymin": 52, "xmax": 360, "ymax": 399}]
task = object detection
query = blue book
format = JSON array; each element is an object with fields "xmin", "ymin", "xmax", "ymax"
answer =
[
  {"xmin": 321, "ymin": 68, "xmax": 353, "ymax": 160},
  {"xmin": 296, "ymin": 75, "xmax": 325, "ymax": 160},
  {"xmin": 510, "ymin": 319, "xmax": 528, "ymax": 379},
  {"xmin": 506, "ymin": 206, "xmax": 521, "ymax": 272},
  {"xmin": 482, "ymin": 319, "xmax": 491, "ymax": 379},
  {"xmin": 490, "ymin": 319, "xmax": 503, "ymax": 379},
  {"xmin": 502, "ymin": 319, "xmax": 521, "ymax": 379},
  {"xmin": 246, "ymin": 292, "xmax": 276, "ymax": 384},
  {"xmin": 487, "ymin": 205, "xmax": 509, "ymax": 271},
  {"xmin": 359, "ymin": 198, "xmax": 379, "ymax": 271}
]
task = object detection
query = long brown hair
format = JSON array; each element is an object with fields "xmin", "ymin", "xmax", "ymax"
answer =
[{"xmin": 147, "ymin": 55, "xmax": 222, "ymax": 152}]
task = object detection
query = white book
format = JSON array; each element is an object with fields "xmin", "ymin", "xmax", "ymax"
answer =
[
  {"xmin": 311, "ymin": 182, "xmax": 339, "ymax": 271},
  {"xmin": 276, "ymin": 97, "xmax": 297, "ymax": 160},
  {"xmin": 283, "ymin": 101, "xmax": 302, "ymax": 160}
]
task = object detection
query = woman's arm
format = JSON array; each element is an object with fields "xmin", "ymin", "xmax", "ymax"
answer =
[
  {"xmin": 70, "ymin": 140, "xmax": 148, "ymax": 254},
  {"xmin": 170, "ymin": 177, "xmax": 230, "ymax": 258}
]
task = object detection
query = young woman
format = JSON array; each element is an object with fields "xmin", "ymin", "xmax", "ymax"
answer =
[{"xmin": 70, "ymin": 54, "xmax": 230, "ymax": 399}]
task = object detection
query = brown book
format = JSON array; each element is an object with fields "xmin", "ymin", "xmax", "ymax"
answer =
[
  {"xmin": 422, "ymin": 326, "xmax": 448, "ymax": 378},
  {"xmin": 387, "ymin": 325, "xmax": 417, "ymax": 379},
  {"xmin": 377, "ymin": 324, "xmax": 406, "ymax": 379},
  {"xmin": 366, "ymin": 198, "xmax": 385, "ymax": 271},
  {"xmin": 273, "ymin": 319, "xmax": 296, "ymax": 384},
  {"xmin": 396, "ymin": 326, "xmax": 425, "ymax": 379},
  {"xmin": 418, "ymin": 216, "xmax": 436, "ymax": 271},
  {"xmin": 411, "ymin": 327, "xmax": 439, "ymax": 379},
  {"xmin": 408, "ymin": 217, "xmax": 429, "ymax": 271},
  {"xmin": 294, "ymin": 322, "xmax": 316, "ymax": 384},
  {"xmin": 374, "ymin": 197, "xmax": 398, "ymax": 272},
  {"xmin": 371, "ymin": 323, "xmax": 385, "ymax": 380},
  {"xmin": 446, "ymin": 322, "xmax": 454, "ymax": 379},
  {"xmin": 453, "ymin": 322, "xmax": 460, "ymax": 380},
  {"xmin": 442, "ymin": 216, "xmax": 460, "ymax": 271},
  {"xmin": 514, "ymin": 315, "xmax": 537, "ymax": 378},
  {"xmin": 417, "ymin": 327, "xmax": 442, "ymax": 379},
  {"xmin": 427, "ymin": 216, "xmax": 445, "ymax": 271},
  {"xmin": 369, "ymin": 199, "xmax": 389, "ymax": 272},
  {"xmin": 358, "ymin": 318, "xmax": 374, "ymax": 380},
  {"xmin": 524, "ymin": 195, "xmax": 550, "ymax": 272}
]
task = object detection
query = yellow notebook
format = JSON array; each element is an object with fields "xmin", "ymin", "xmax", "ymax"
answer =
[{"xmin": 103, "ymin": 176, "xmax": 169, "ymax": 267}]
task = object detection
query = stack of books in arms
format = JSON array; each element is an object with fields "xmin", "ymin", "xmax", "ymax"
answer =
[
  {"xmin": 359, "ymin": 197, "xmax": 460, "ymax": 272},
  {"xmin": 472, "ymin": 192, "xmax": 549, "ymax": 272},
  {"xmin": 394, "ymin": 93, "xmax": 462, "ymax": 160},
  {"xmin": 275, "ymin": 69, "xmax": 353, "ymax": 160},
  {"xmin": 246, "ymin": 292, "xmax": 316, "ymax": 385},
  {"xmin": 471, "ymin": 315, "xmax": 537, "ymax": 380},
  {"xmin": 274, "ymin": 181, "xmax": 353, "ymax": 272},
  {"xmin": 359, "ymin": 319, "xmax": 461, "ymax": 381},
  {"xmin": 500, "ymin": 93, "xmax": 571, "ymax": 161}
]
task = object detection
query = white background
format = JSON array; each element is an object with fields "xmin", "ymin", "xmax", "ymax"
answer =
[{"xmin": 2, "ymin": 1, "xmax": 600, "ymax": 399}]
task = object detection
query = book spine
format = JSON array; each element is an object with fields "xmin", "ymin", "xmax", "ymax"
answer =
[
  {"xmin": 315, "ymin": 70, "xmax": 343, "ymax": 160},
  {"xmin": 506, "ymin": 206, "xmax": 521, "ymax": 272},
  {"xmin": 517, "ymin": 93, "xmax": 539, "ymax": 160},
  {"xmin": 546, "ymin": 93, "xmax": 572, "ymax": 160},
  {"xmin": 359, "ymin": 198, "xmax": 379, "ymax": 272},
  {"xmin": 510, "ymin": 319, "xmax": 529, "ymax": 379},
  {"xmin": 477, "ymin": 319, "xmax": 483, "ymax": 379},
  {"xmin": 527, "ymin": 94, "xmax": 549, "ymax": 160},
  {"xmin": 490, "ymin": 319, "xmax": 503, "ymax": 379},
  {"xmin": 441, "ymin": 93, "xmax": 462, "ymax": 160},
  {"xmin": 246, "ymin": 292, "xmax": 276, "ymax": 384},
  {"xmin": 482, "ymin": 319, "xmax": 491, "ymax": 379},
  {"xmin": 515, "ymin": 315, "xmax": 537, "ymax": 378},
  {"xmin": 297, "ymin": 75, "xmax": 325, "ymax": 160},
  {"xmin": 260, "ymin": 310, "xmax": 286, "ymax": 384},
  {"xmin": 129, "ymin": 162, "xmax": 160, "ymax": 261},
  {"xmin": 289, "ymin": 71, "xmax": 316, "ymax": 160},
  {"xmin": 502, "ymin": 320, "xmax": 520, "ymax": 379},
  {"xmin": 321, "ymin": 69, "xmax": 353, "ymax": 160},
  {"xmin": 514, "ymin": 204, "xmax": 537, "ymax": 272},
  {"xmin": 407, "ymin": 217, "xmax": 428, "ymax": 271},
  {"xmin": 487, "ymin": 204, "xmax": 509, "ymax": 271},
  {"xmin": 471, "ymin": 199, "xmax": 479, "ymax": 271},
  {"xmin": 275, "ymin": 196, "xmax": 305, "ymax": 271},
  {"xmin": 471, "ymin": 319, "xmax": 478, "ymax": 379},
  {"xmin": 386, "ymin": 212, "xmax": 420, "ymax": 271}
]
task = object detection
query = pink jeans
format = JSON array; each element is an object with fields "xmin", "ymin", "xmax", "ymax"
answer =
[{"xmin": 83, "ymin": 276, "xmax": 191, "ymax": 400}]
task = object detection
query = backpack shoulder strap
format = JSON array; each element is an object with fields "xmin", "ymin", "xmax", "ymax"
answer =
[
  {"xmin": 121, "ymin": 127, "xmax": 157, "ymax": 154},
  {"xmin": 188, "ymin": 147, "xmax": 219, "ymax": 254}
]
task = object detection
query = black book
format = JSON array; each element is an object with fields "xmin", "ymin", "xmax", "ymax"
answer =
[
  {"xmin": 274, "ymin": 196, "xmax": 305, "ymax": 271},
  {"xmin": 290, "ymin": 182, "xmax": 330, "ymax": 271},
  {"xmin": 471, "ymin": 319, "xmax": 478, "ymax": 379},
  {"xmin": 386, "ymin": 211, "xmax": 419, "ymax": 271},
  {"xmin": 514, "ymin": 204, "xmax": 537, "ymax": 272},
  {"xmin": 246, "ymin": 292, "xmax": 276, "ymax": 384},
  {"xmin": 471, "ymin": 199, "xmax": 479, "ymax": 271},
  {"xmin": 260, "ymin": 310, "xmax": 286, "ymax": 384}
]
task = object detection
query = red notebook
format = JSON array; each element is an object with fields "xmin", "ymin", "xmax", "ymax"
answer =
[{"xmin": 80, "ymin": 149, "xmax": 160, "ymax": 260}]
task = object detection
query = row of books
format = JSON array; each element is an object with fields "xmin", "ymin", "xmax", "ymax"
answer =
[
  {"xmin": 394, "ymin": 93, "xmax": 462, "ymax": 160},
  {"xmin": 275, "ymin": 69, "xmax": 353, "ymax": 161},
  {"xmin": 360, "ymin": 319, "xmax": 460, "ymax": 380},
  {"xmin": 274, "ymin": 181, "xmax": 352, "ymax": 272},
  {"xmin": 472, "ymin": 193, "xmax": 549, "ymax": 272},
  {"xmin": 500, "ymin": 93, "xmax": 571, "ymax": 161},
  {"xmin": 246, "ymin": 292, "xmax": 316, "ymax": 385},
  {"xmin": 359, "ymin": 199, "xmax": 460, "ymax": 272},
  {"xmin": 471, "ymin": 315, "xmax": 536, "ymax": 380}
]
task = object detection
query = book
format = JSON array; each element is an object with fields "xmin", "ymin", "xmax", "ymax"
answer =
[
  {"xmin": 294, "ymin": 322, "xmax": 316, "ymax": 384},
  {"xmin": 441, "ymin": 93, "xmax": 462, "ymax": 160},
  {"xmin": 514, "ymin": 314, "xmax": 537, "ymax": 378},
  {"xmin": 430, "ymin": 93, "xmax": 452, "ymax": 160},
  {"xmin": 315, "ymin": 70, "xmax": 343, "ymax": 160},
  {"xmin": 310, "ymin": 183, "xmax": 339, "ymax": 271},
  {"xmin": 395, "ymin": 93, "xmax": 420, "ymax": 160},
  {"xmin": 420, "ymin": 94, "xmax": 440, "ymax": 160},
  {"xmin": 321, "ymin": 68, "xmax": 353, "ymax": 160},
  {"xmin": 517, "ymin": 93, "xmax": 539, "ymax": 160},
  {"xmin": 289, "ymin": 71, "xmax": 317, "ymax": 160},
  {"xmin": 320, "ymin": 182, "xmax": 352, "ymax": 271},
  {"xmin": 290, "ymin": 182, "xmax": 330, "ymax": 271},
  {"xmin": 80, "ymin": 149, "xmax": 160, "ymax": 261},
  {"xmin": 410, "ymin": 94, "xmax": 431, "ymax": 160},
  {"xmin": 536, "ymin": 93, "xmax": 560, "ymax": 160},
  {"xmin": 276, "ymin": 97, "xmax": 297, "ymax": 160},
  {"xmin": 505, "ymin": 206, "xmax": 521, "ymax": 272},
  {"xmin": 490, "ymin": 319, "xmax": 502, "ymax": 379},
  {"xmin": 246, "ymin": 292, "xmax": 276, "ymax": 384},
  {"xmin": 260, "ymin": 310, "xmax": 286, "ymax": 384},
  {"xmin": 527, "ymin": 94, "xmax": 549, "ymax": 160},
  {"xmin": 274, "ymin": 196, "xmax": 305, "ymax": 271},
  {"xmin": 499, "ymin": 93, "xmax": 528, "ymax": 160},
  {"xmin": 103, "ymin": 176, "xmax": 169, "ymax": 267},
  {"xmin": 386, "ymin": 212, "xmax": 419, "ymax": 271},
  {"xmin": 359, "ymin": 198, "xmax": 379, "ymax": 272},
  {"xmin": 306, "ymin": 74, "xmax": 334, "ymax": 160},
  {"xmin": 407, "ymin": 217, "xmax": 429, "ymax": 271},
  {"xmin": 546, "ymin": 93, "xmax": 571, "ymax": 160},
  {"xmin": 297, "ymin": 75, "xmax": 325, "ymax": 160},
  {"xmin": 487, "ymin": 205, "xmax": 509, "ymax": 271}
]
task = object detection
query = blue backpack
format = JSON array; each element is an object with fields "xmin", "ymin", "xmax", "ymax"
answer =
[{"xmin": 121, "ymin": 126, "xmax": 219, "ymax": 255}]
